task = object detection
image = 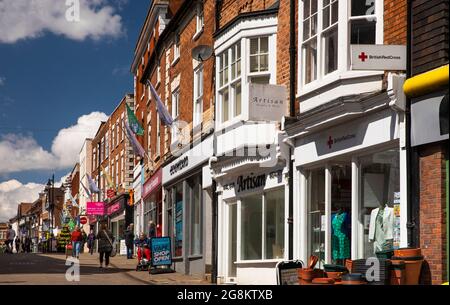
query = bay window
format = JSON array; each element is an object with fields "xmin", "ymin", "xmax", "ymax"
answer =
[
  {"xmin": 300, "ymin": 0, "xmax": 382, "ymax": 88},
  {"xmin": 219, "ymin": 42, "xmax": 241, "ymax": 123}
]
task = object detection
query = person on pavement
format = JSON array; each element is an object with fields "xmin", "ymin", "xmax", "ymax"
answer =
[
  {"xmin": 71, "ymin": 226, "xmax": 82, "ymax": 259},
  {"xmin": 148, "ymin": 221, "xmax": 156, "ymax": 239},
  {"xmin": 6, "ymin": 225, "xmax": 16, "ymax": 254},
  {"xmin": 15, "ymin": 236, "xmax": 21, "ymax": 254},
  {"xmin": 87, "ymin": 229, "xmax": 96, "ymax": 255},
  {"xmin": 96, "ymin": 223, "xmax": 114, "ymax": 269},
  {"xmin": 134, "ymin": 232, "xmax": 151, "ymax": 263},
  {"xmin": 81, "ymin": 230, "xmax": 87, "ymax": 254},
  {"xmin": 124, "ymin": 224, "xmax": 134, "ymax": 259}
]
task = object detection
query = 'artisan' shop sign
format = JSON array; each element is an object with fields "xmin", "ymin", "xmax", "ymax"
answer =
[{"xmin": 236, "ymin": 174, "xmax": 266, "ymax": 193}]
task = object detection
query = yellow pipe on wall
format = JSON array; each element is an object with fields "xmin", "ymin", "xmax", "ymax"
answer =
[{"xmin": 403, "ymin": 65, "xmax": 449, "ymax": 98}]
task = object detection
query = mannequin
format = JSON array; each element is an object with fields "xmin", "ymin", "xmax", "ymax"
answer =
[
  {"xmin": 331, "ymin": 209, "xmax": 350, "ymax": 263},
  {"xmin": 368, "ymin": 203, "xmax": 394, "ymax": 253}
]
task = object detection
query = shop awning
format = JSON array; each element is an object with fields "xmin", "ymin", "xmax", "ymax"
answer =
[{"xmin": 404, "ymin": 65, "xmax": 449, "ymax": 98}]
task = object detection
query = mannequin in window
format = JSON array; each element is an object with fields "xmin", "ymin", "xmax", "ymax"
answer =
[
  {"xmin": 368, "ymin": 203, "xmax": 394, "ymax": 254},
  {"xmin": 331, "ymin": 208, "xmax": 350, "ymax": 264}
]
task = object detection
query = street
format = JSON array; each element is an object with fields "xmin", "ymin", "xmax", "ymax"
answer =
[{"xmin": 0, "ymin": 253, "xmax": 210, "ymax": 285}]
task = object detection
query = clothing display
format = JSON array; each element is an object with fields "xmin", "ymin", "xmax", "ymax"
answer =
[
  {"xmin": 331, "ymin": 212, "xmax": 350, "ymax": 260},
  {"xmin": 368, "ymin": 206, "xmax": 394, "ymax": 253}
]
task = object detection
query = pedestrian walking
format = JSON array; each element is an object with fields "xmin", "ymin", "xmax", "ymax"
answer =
[
  {"xmin": 15, "ymin": 236, "xmax": 21, "ymax": 254},
  {"xmin": 96, "ymin": 223, "xmax": 114, "ymax": 269},
  {"xmin": 124, "ymin": 224, "xmax": 134, "ymax": 259},
  {"xmin": 71, "ymin": 226, "xmax": 82, "ymax": 259},
  {"xmin": 148, "ymin": 221, "xmax": 156, "ymax": 239},
  {"xmin": 87, "ymin": 229, "xmax": 96, "ymax": 255},
  {"xmin": 81, "ymin": 230, "xmax": 87, "ymax": 254},
  {"xmin": 24, "ymin": 236, "xmax": 31, "ymax": 253},
  {"xmin": 6, "ymin": 225, "xmax": 16, "ymax": 254}
]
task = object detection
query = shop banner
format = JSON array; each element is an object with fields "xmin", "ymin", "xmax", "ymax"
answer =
[
  {"xmin": 86, "ymin": 202, "xmax": 105, "ymax": 216},
  {"xmin": 150, "ymin": 237, "xmax": 172, "ymax": 266},
  {"xmin": 107, "ymin": 202, "xmax": 121, "ymax": 215},
  {"xmin": 142, "ymin": 168, "xmax": 162, "ymax": 199}
]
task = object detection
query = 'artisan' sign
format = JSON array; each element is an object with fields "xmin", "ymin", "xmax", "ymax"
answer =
[{"xmin": 236, "ymin": 174, "xmax": 266, "ymax": 193}]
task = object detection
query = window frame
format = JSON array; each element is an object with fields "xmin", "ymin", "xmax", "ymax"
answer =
[
  {"xmin": 194, "ymin": 4, "xmax": 204, "ymax": 40},
  {"xmin": 173, "ymin": 34, "xmax": 181, "ymax": 65},
  {"xmin": 298, "ymin": 0, "xmax": 384, "ymax": 93},
  {"xmin": 193, "ymin": 64, "xmax": 204, "ymax": 127},
  {"xmin": 171, "ymin": 87, "xmax": 180, "ymax": 143}
]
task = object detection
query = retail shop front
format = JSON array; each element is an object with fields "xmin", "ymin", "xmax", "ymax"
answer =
[
  {"xmin": 287, "ymin": 94, "xmax": 408, "ymax": 269},
  {"xmin": 162, "ymin": 135, "xmax": 214, "ymax": 277},
  {"xmin": 107, "ymin": 193, "xmax": 133, "ymax": 253},
  {"xmin": 142, "ymin": 168, "xmax": 163, "ymax": 238}
]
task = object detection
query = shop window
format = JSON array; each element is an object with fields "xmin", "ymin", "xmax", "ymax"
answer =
[
  {"xmin": 331, "ymin": 164, "xmax": 352, "ymax": 265},
  {"xmin": 307, "ymin": 168, "xmax": 326, "ymax": 268},
  {"xmin": 189, "ymin": 175, "xmax": 202, "ymax": 256},
  {"xmin": 240, "ymin": 188, "xmax": 285, "ymax": 261},
  {"xmin": 359, "ymin": 148, "xmax": 400, "ymax": 258},
  {"xmin": 240, "ymin": 194, "xmax": 262, "ymax": 260},
  {"xmin": 174, "ymin": 182, "xmax": 183, "ymax": 257}
]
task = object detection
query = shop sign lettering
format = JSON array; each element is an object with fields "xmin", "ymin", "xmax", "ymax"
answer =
[
  {"xmin": 151, "ymin": 237, "xmax": 172, "ymax": 266},
  {"xmin": 170, "ymin": 156, "xmax": 189, "ymax": 176},
  {"xmin": 236, "ymin": 174, "xmax": 266, "ymax": 193}
]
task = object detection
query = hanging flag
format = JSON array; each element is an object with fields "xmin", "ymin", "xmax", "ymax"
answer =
[
  {"xmin": 148, "ymin": 80, "xmax": 174, "ymax": 126},
  {"xmin": 87, "ymin": 174, "xmax": 100, "ymax": 194},
  {"xmin": 100, "ymin": 165, "xmax": 115, "ymax": 189},
  {"xmin": 125, "ymin": 120, "xmax": 146, "ymax": 158},
  {"xmin": 126, "ymin": 103, "xmax": 144, "ymax": 136},
  {"xmin": 80, "ymin": 180, "xmax": 91, "ymax": 198},
  {"xmin": 68, "ymin": 192, "xmax": 79, "ymax": 208}
]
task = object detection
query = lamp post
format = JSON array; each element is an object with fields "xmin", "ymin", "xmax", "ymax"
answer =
[{"xmin": 46, "ymin": 174, "xmax": 55, "ymax": 252}]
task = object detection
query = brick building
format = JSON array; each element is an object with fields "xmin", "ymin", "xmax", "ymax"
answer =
[
  {"xmin": 284, "ymin": 0, "xmax": 411, "ymax": 284},
  {"xmin": 91, "ymin": 94, "xmax": 135, "ymax": 243},
  {"xmin": 131, "ymin": 0, "xmax": 215, "ymax": 278},
  {"xmin": 403, "ymin": 0, "xmax": 448, "ymax": 284}
]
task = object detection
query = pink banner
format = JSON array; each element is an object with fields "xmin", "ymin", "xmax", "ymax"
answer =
[
  {"xmin": 143, "ymin": 168, "xmax": 162, "ymax": 199},
  {"xmin": 107, "ymin": 202, "xmax": 121, "ymax": 215},
  {"xmin": 86, "ymin": 202, "xmax": 105, "ymax": 216}
]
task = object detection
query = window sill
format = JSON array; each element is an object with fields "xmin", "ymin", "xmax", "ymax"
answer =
[
  {"xmin": 192, "ymin": 28, "xmax": 204, "ymax": 41},
  {"xmin": 297, "ymin": 70, "xmax": 385, "ymax": 99},
  {"xmin": 171, "ymin": 56, "xmax": 180, "ymax": 67},
  {"xmin": 235, "ymin": 259, "xmax": 284, "ymax": 265}
]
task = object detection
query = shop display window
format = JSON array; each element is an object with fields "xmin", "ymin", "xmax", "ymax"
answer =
[
  {"xmin": 330, "ymin": 164, "xmax": 352, "ymax": 265},
  {"xmin": 188, "ymin": 175, "xmax": 202, "ymax": 256},
  {"xmin": 174, "ymin": 182, "xmax": 184, "ymax": 257},
  {"xmin": 308, "ymin": 169, "xmax": 325, "ymax": 268},
  {"xmin": 360, "ymin": 148, "xmax": 400, "ymax": 257},
  {"xmin": 240, "ymin": 188, "xmax": 285, "ymax": 261}
]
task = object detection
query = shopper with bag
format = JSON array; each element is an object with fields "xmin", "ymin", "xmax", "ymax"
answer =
[{"xmin": 96, "ymin": 223, "xmax": 115, "ymax": 269}]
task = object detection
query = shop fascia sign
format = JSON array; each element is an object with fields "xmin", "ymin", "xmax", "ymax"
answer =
[
  {"xmin": 142, "ymin": 168, "xmax": 162, "ymax": 199},
  {"xmin": 224, "ymin": 170, "xmax": 283, "ymax": 195},
  {"xmin": 248, "ymin": 83, "xmax": 288, "ymax": 122},
  {"xmin": 351, "ymin": 44, "xmax": 406, "ymax": 71},
  {"xmin": 326, "ymin": 133, "xmax": 357, "ymax": 149}
]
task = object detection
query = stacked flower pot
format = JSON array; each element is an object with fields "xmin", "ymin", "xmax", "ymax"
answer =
[{"xmin": 390, "ymin": 248, "xmax": 423, "ymax": 285}]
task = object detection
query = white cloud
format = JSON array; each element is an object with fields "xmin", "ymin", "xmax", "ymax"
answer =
[
  {"xmin": 0, "ymin": 179, "xmax": 45, "ymax": 222},
  {"xmin": 0, "ymin": 76, "xmax": 5, "ymax": 86},
  {"xmin": 0, "ymin": 111, "xmax": 107, "ymax": 174},
  {"xmin": 0, "ymin": 0, "xmax": 124, "ymax": 44}
]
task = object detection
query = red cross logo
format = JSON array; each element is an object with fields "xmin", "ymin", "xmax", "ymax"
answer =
[
  {"xmin": 327, "ymin": 136, "xmax": 333, "ymax": 149},
  {"xmin": 358, "ymin": 52, "xmax": 368, "ymax": 62}
]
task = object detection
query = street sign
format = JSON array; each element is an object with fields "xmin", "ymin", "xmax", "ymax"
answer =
[
  {"xmin": 351, "ymin": 44, "xmax": 406, "ymax": 71},
  {"xmin": 80, "ymin": 217, "xmax": 87, "ymax": 225}
]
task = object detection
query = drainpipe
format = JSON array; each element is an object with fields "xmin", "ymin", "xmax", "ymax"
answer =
[
  {"xmin": 288, "ymin": 0, "xmax": 296, "ymax": 260},
  {"xmin": 405, "ymin": 0, "xmax": 417, "ymax": 248}
]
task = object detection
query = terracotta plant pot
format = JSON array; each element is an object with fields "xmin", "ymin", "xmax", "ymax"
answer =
[
  {"xmin": 326, "ymin": 271, "xmax": 344, "ymax": 281},
  {"xmin": 394, "ymin": 248, "xmax": 422, "ymax": 257},
  {"xmin": 345, "ymin": 259, "xmax": 353, "ymax": 273},
  {"xmin": 298, "ymin": 268, "xmax": 315, "ymax": 281},
  {"xmin": 390, "ymin": 260, "xmax": 405, "ymax": 285},
  {"xmin": 403, "ymin": 259, "xmax": 423, "ymax": 285},
  {"xmin": 312, "ymin": 277, "xmax": 335, "ymax": 285}
]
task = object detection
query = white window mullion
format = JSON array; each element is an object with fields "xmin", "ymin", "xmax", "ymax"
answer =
[
  {"xmin": 261, "ymin": 194, "xmax": 266, "ymax": 260},
  {"xmin": 237, "ymin": 199, "xmax": 242, "ymax": 262},
  {"xmin": 325, "ymin": 164, "xmax": 332, "ymax": 264},
  {"xmin": 318, "ymin": 0, "xmax": 324, "ymax": 79},
  {"xmin": 338, "ymin": 0, "xmax": 348, "ymax": 72}
]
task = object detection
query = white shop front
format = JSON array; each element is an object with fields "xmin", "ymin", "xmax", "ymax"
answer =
[{"xmin": 288, "ymin": 98, "xmax": 408, "ymax": 267}]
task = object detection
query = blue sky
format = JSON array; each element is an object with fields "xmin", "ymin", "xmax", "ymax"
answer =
[
  {"xmin": 0, "ymin": 0, "xmax": 150, "ymax": 221},
  {"xmin": 0, "ymin": 1, "xmax": 148, "ymax": 183}
]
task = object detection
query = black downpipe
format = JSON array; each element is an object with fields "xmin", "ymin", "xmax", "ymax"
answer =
[
  {"xmin": 288, "ymin": 0, "xmax": 296, "ymax": 260},
  {"xmin": 406, "ymin": 0, "xmax": 418, "ymax": 248}
]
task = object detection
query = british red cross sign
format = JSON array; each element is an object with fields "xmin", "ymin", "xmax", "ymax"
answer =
[{"xmin": 351, "ymin": 44, "xmax": 406, "ymax": 70}]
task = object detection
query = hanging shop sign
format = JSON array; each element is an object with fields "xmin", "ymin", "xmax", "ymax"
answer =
[
  {"xmin": 351, "ymin": 44, "xmax": 406, "ymax": 71},
  {"xmin": 107, "ymin": 189, "xmax": 116, "ymax": 199},
  {"xmin": 150, "ymin": 237, "xmax": 172, "ymax": 266},
  {"xmin": 411, "ymin": 91, "xmax": 449, "ymax": 147},
  {"xmin": 248, "ymin": 83, "xmax": 288, "ymax": 122},
  {"xmin": 142, "ymin": 168, "xmax": 162, "ymax": 199},
  {"xmin": 79, "ymin": 217, "xmax": 87, "ymax": 225},
  {"xmin": 86, "ymin": 202, "xmax": 105, "ymax": 216}
]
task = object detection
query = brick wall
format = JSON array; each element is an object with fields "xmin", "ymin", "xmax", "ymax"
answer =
[
  {"xmin": 419, "ymin": 143, "xmax": 448, "ymax": 284},
  {"xmin": 384, "ymin": 0, "xmax": 407, "ymax": 45},
  {"xmin": 217, "ymin": 0, "xmax": 279, "ymax": 29}
]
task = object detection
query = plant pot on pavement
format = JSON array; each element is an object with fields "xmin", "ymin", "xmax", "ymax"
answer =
[{"xmin": 394, "ymin": 248, "xmax": 422, "ymax": 258}]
